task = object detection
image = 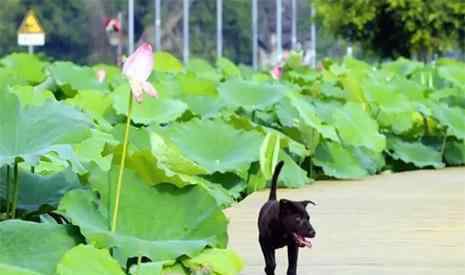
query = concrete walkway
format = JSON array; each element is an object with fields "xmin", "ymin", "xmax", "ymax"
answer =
[{"xmin": 225, "ymin": 168, "xmax": 465, "ymax": 275}]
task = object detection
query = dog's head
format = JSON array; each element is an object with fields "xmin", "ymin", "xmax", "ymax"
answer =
[{"xmin": 279, "ymin": 199, "xmax": 316, "ymax": 248}]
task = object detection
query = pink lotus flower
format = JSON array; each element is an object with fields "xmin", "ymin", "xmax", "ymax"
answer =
[
  {"xmin": 96, "ymin": 68, "xmax": 106, "ymax": 83},
  {"xmin": 123, "ymin": 42, "xmax": 158, "ymax": 103},
  {"xmin": 271, "ymin": 65, "xmax": 282, "ymax": 80}
]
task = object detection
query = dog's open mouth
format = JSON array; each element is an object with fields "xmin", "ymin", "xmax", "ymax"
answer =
[{"xmin": 293, "ymin": 233, "xmax": 312, "ymax": 248}]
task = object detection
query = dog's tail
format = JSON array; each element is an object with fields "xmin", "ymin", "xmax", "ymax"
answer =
[{"xmin": 269, "ymin": 161, "xmax": 284, "ymax": 201}]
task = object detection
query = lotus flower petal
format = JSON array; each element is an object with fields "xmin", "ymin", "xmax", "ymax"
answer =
[
  {"xmin": 129, "ymin": 79, "xmax": 144, "ymax": 103},
  {"xmin": 96, "ymin": 69, "xmax": 106, "ymax": 83},
  {"xmin": 141, "ymin": 81, "xmax": 159, "ymax": 98},
  {"xmin": 271, "ymin": 65, "xmax": 282, "ymax": 80},
  {"xmin": 123, "ymin": 42, "xmax": 154, "ymax": 82}
]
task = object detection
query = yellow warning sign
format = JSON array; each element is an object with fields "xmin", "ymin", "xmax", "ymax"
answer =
[{"xmin": 18, "ymin": 10, "xmax": 44, "ymax": 34}]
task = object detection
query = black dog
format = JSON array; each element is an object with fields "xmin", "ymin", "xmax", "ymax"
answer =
[{"xmin": 258, "ymin": 161, "xmax": 316, "ymax": 275}]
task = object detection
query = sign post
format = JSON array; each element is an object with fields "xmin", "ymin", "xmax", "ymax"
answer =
[
  {"xmin": 17, "ymin": 9, "xmax": 45, "ymax": 54},
  {"xmin": 252, "ymin": 0, "xmax": 258, "ymax": 69}
]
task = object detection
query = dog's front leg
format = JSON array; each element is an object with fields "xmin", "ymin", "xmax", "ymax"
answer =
[
  {"xmin": 287, "ymin": 243, "xmax": 299, "ymax": 275},
  {"xmin": 259, "ymin": 237, "xmax": 276, "ymax": 275}
]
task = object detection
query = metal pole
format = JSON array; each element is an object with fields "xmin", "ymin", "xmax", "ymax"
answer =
[
  {"xmin": 183, "ymin": 0, "xmax": 189, "ymax": 64},
  {"xmin": 155, "ymin": 0, "xmax": 161, "ymax": 51},
  {"xmin": 28, "ymin": 46, "xmax": 34, "ymax": 54},
  {"xmin": 117, "ymin": 11, "xmax": 123, "ymax": 65},
  {"xmin": 291, "ymin": 0, "xmax": 297, "ymax": 49},
  {"xmin": 217, "ymin": 0, "xmax": 223, "ymax": 59},
  {"xmin": 128, "ymin": 0, "xmax": 134, "ymax": 53},
  {"xmin": 252, "ymin": 0, "xmax": 258, "ymax": 69},
  {"xmin": 276, "ymin": 0, "xmax": 282, "ymax": 61},
  {"xmin": 310, "ymin": 3, "xmax": 316, "ymax": 67}
]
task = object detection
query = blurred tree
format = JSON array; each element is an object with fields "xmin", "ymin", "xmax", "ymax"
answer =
[{"xmin": 312, "ymin": 0, "xmax": 465, "ymax": 60}]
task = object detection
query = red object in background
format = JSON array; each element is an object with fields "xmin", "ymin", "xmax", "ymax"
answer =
[{"xmin": 103, "ymin": 17, "xmax": 121, "ymax": 33}]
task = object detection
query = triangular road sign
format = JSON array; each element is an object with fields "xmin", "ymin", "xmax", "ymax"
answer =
[{"xmin": 18, "ymin": 9, "xmax": 44, "ymax": 34}]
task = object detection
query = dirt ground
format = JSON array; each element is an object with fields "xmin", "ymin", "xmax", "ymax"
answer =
[{"xmin": 225, "ymin": 167, "xmax": 465, "ymax": 275}]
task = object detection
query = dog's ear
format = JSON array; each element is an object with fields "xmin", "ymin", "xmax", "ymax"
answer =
[
  {"xmin": 279, "ymin": 199, "xmax": 291, "ymax": 208},
  {"xmin": 301, "ymin": 200, "xmax": 317, "ymax": 207},
  {"xmin": 279, "ymin": 199, "xmax": 295, "ymax": 212}
]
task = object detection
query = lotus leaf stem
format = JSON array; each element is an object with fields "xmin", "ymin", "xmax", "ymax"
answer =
[
  {"xmin": 440, "ymin": 131, "xmax": 448, "ymax": 157},
  {"xmin": 10, "ymin": 162, "xmax": 19, "ymax": 218},
  {"xmin": 5, "ymin": 165, "xmax": 10, "ymax": 214},
  {"xmin": 111, "ymin": 92, "xmax": 133, "ymax": 232}
]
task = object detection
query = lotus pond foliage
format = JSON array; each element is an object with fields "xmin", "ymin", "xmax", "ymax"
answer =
[{"xmin": 0, "ymin": 51, "xmax": 464, "ymax": 274}]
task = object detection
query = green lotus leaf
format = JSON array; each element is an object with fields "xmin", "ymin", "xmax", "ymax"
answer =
[
  {"xmin": 351, "ymin": 147, "xmax": 385, "ymax": 174},
  {"xmin": 288, "ymin": 94, "xmax": 339, "ymax": 142},
  {"xmin": 160, "ymin": 264, "xmax": 187, "ymax": 275},
  {"xmin": 332, "ymin": 102, "xmax": 386, "ymax": 152},
  {"xmin": 0, "ymin": 167, "xmax": 80, "ymax": 213},
  {"xmin": 247, "ymin": 170, "xmax": 267, "ymax": 193},
  {"xmin": 275, "ymin": 97, "xmax": 300, "ymax": 127},
  {"xmin": 217, "ymin": 57, "xmax": 241, "ymax": 79},
  {"xmin": 56, "ymin": 245, "xmax": 125, "ymax": 275},
  {"xmin": 0, "ymin": 68, "xmax": 27, "ymax": 91},
  {"xmin": 154, "ymin": 52, "xmax": 183, "ymax": 74},
  {"xmin": 386, "ymin": 137, "xmax": 444, "ymax": 168},
  {"xmin": 202, "ymin": 172, "xmax": 246, "ymax": 201},
  {"xmin": 74, "ymin": 129, "xmax": 115, "ymax": 172},
  {"xmin": 48, "ymin": 61, "xmax": 108, "ymax": 92},
  {"xmin": 438, "ymin": 62, "xmax": 465, "ymax": 88},
  {"xmin": 260, "ymin": 132, "xmax": 281, "ymax": 180},
  {"xmin": 292, "ymin": 120, "xmax": 321, "ymax": 156},
  {"xmin": 149, "ymin": 130, "xmax": 208, "ymax": 176},
  {"xmin": 150, "ymin": 73, "xmax": 183, "ymax": 98},
  {"xmin": 186, "ymin": 58, "xmax": 221, "ymax": 82},
  {"xmin": 8, "ymin": 85, "xmax": 55, "ymax": 107},
  {"xmin": 218, "ymin": 79, "xmax": 291, "ymax": 110},
  {"xmin": 381, "ymin": 58, "xmax": 424, "ymax": 77},
  {"xmin": 314, "ymin": 141, "xmax": 369, "ymax": 179},
  {"xmin": 0, "ymin": 53, "xmax": 46, "ymax": 83},
  {"xmin": 183, "ymin": 248, "xmax": 244, "ymax": 275},
  {"xmin": 377, "ymin": 111, "xmax": 416, "ymax": 134},
  {"xmin": 129, "ymin": 262, "xmax": 169, "ymax": 275},
  {"xmin": 156, "ymin": 119, "xmax": 263, "ymax": 173},
  {"xmin": 0, "ymin": 264, "xmax": 43, "ymax": 275},
  {"xmin": 110, "ymin": 150, "xmax": 235, "ymax": 206},
  {"xmin": 0, "ymin": 92, "xmax": 90, "ymax": 169},
  {"xmin": 431, "ymin": 103, "xmax": 465, "ymax": 140},
  {"xmin": 277, "ymin": 150, "xmax": 310, "ymax": 187},
  {"xmin": 287, "ymin": 70, "xmax": 319, "ymax": 84},
  {"xmin": 178, "ymin": 73, "xmax": 218, "ymax": 96},
  {"xmin": 339, "ymin": 74, "xmax": 366, "ymax": 104},
  {"xmin": 444, "ymin": 140, "xmax": 465, "ymax": 165},
  {"xmin": 319, "ymin": 82, "xmax": 345, "ymax": 99},
  {"xmin": 0, "ymin": 220, "xmax": 83, "ymax": 275},
  {"xmin": 58, "ymin": 168, "xmax": 228, "ymax": 265},
  {"xmin": 112, "ymin": 84, "xmax": 187, "ymax": 125},
  {"xmin": 109, "ymin": 148, "xmax": 203, "ymax": 188},
  {"xmin": 362, "ymin": 80, "xmax": 415, "ymax": 113},
  {"xmin": 112, "ymin": 124, "xmax": 151, "ymax": 155},
  {"xmin": 181, "ymin": 95, "xmax": 225, "ymax": 117},
  {"xmin": 430, "ymin": 87, "xmax": 464, "ymax": 103},
  {"xmin": 93, "ymin": 64, "xmax": 124, "ymax": 86},
  {"xmin": 65, "ymin": 89, "xmax": 112, "ymax": 125},
  {"xmin": 390, "ymin": 77, "xmax": 426, "ymax": 102}
]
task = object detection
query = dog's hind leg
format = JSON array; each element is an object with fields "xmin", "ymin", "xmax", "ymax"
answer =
[
  {"xmin": 287, "ymin": 244, "xmax": 299, "ymax": 275},
  {"xmin": 259, "ymin": 237, "xmax": 276, "ymax": 275}
]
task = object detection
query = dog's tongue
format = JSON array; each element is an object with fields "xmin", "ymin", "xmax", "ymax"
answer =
[
  {"xmin": 301, "ymin": 237, "xmax": 312, "ymax": 248},
  {"xmin": 294, "ymin": 233, "xmax": 312, "ymax": 248}
]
